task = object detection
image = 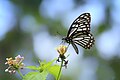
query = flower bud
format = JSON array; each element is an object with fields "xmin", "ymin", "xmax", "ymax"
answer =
[{"xmin": 56, "ymin": 45, "xmax": 67, "ymax": 55}]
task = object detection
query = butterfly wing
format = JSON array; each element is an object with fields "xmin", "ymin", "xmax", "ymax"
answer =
[
  {"xmin": 72, "ymin": 33, "xmax": 94, "ymax": 49},
  {"xmin": 71, "ymin": 42, "xmax": 79, "ymax": 54},
  {"xmin": 67, "ymin": 13, "xmax": 91, "ymax": 38},
  {"xmin": 65, "ymin": 13, "xmax": 94, "ymax": 54}
]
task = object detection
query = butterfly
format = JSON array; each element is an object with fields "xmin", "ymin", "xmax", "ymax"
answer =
[{"xmin": 62, "ymin": 13, "xmax": 95, "ymax": 54}]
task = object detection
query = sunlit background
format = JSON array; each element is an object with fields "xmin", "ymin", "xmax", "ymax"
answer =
[{"xmin": 0, "ymin": 0, "xmax": 120, "ymax": 80}]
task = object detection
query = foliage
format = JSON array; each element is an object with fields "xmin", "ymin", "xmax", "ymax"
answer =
[{"xmin": 23, "ymin": 59, "xmax": 60, "ymax": 80}]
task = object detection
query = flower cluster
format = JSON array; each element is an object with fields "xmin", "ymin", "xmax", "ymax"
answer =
[{"xmin": 5, "ymin": 55, "xmax": 24, "ymax": 74}]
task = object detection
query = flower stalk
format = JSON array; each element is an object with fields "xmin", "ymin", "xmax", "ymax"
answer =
[
  {"xmin": 57, "ymin": 59, "xmax": 64, "ymax": 80},
  {"xmin": 17, "ymin": 69, "xmax": 24, "ymax": 78},
  {"xmin": 56, "ymin": 44, "xmax": 69, "ymax": 80}
]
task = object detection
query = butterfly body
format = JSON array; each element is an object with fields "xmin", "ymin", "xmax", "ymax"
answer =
[
  {"xmin": 62, "ymin": 13, "xmax": 95, "ymax": 54},
  {"xmin": 62, "ymin": 37, "xmax": 72, "ymax": 43}
]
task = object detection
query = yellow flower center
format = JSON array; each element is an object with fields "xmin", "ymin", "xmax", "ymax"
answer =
[{"xmin": 56, "ymin": 45, "xmax": 67, "ymax": 55}]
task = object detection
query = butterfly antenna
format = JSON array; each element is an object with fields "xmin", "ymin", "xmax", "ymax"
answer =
[
  {"xmin": 55, "ymin": 31, "xmax": 62, "ymax": 40},
  {"xmin": 57, "ymin": 31, "xmax": 61, "ymax": 35}
]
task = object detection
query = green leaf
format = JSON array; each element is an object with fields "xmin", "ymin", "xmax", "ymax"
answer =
[
  {"xmin": 23, "ymin": 71, "xmax": 48, "ymax": 80},
  {"xmin": 25, "ymin": 66, "xmax": 39, "ymax": 70},
  {"xmin": 41, "ymin": 58, "xmax": 57, "ymax": 69},
  {"xmin": 39, "ymin": 58, "xmax": 60, "ymax": 79},
  {"xmin": 23, "ymin": 59, "xmax": 60, "ymax": 80},
  {"xmin": 48, "ymin": 65, "xmax": 61, "ymax": 80}
]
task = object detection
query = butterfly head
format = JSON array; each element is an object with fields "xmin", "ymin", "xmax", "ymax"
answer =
[
  {"xmin": 62, "ymin": 37, "xmax": 72, "ymax": 44},
  {"xmin": 62, "ymin": 37, "xmax": 66, "ymax": 40}
]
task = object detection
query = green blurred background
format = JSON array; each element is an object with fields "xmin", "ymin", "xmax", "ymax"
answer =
[{"xmin": 0, "ymin": 0, "xmax": 120, "ymax": 80}]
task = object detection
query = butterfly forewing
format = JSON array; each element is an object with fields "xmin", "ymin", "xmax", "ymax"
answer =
[{"xmin": 67, "ymin": 13, "xmax": 91, "ymax": 38}]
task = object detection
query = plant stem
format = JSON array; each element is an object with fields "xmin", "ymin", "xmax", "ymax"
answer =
[
  {"xmin": 17, "ymin": 69, "xmax": 24, "ymax": 78},
  {"xmin": 57, "ymin": 59, "xmax": 64, "ymax": 80}
]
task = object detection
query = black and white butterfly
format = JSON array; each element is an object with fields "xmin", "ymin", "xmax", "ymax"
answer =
[{"xmin": 62, "ymin": 13, "xmax": 95, "ymax": 54}]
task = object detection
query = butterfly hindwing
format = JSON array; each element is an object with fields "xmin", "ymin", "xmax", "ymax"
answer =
[
  {"xmin": 73, "ymin": 33, "xmax": 94, "ymax": 49},
  {"xmin": 71, "ymin": 42, "xmax": 79, "ymax": 54}
]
